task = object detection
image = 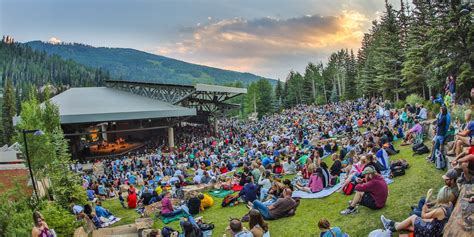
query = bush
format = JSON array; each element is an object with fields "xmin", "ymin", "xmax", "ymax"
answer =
[
  {"xmin": 450, "ymin": 104, "xmax": 471, "ymax": 123},
  {"xmin": 405, "ymin": 94, "xmax": 425, "ymax": 106},
  {"xmin": 394, "ymin": 100, "xmax": 406, "ymax": 109},
  {"xmin": 39, "ymin": 202, "xmax": 82, "ymax": 236},
  {"xmin": 1, "ymin": 191, "xmax": 80, "ymax": 237}
]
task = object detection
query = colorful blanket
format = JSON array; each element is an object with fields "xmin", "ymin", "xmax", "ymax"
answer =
[
  {"xmin": 208, "ymin": 189, "xmax": 235, "ymax": 198},
  {"xmin": 159, "ymin": 212, "xmax": 190, "ymax": 224},
  {"xmin": 291, "ymin": 183, "xmax": 342, "ymax": 199}
]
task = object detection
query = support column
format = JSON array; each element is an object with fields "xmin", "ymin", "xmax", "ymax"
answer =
[
  {"xmin": 214, "ymin": 116, "xmax": 218, "ymax": 136},
  {"xmin": 168, "ymin": 127, "xmax": 175, "ymax": 149},
  {"xmin": 101, "ymin": 123, "xmax": 108, "ymax": 141}
]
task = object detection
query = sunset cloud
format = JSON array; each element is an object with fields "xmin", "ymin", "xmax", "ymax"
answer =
[{"xmin": 154, "ymin": 10, "xmax": 369, "ymax": 79}]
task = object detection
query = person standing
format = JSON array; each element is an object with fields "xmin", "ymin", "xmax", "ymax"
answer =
[{"xmin": 429, "ymin": 106, "xmax": 448, "ymax": 164}]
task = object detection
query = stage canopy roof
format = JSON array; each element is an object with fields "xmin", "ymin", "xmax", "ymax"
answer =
[
  {"xmin": 50, "ymin": 87, "xmax": 196, "ymax": 124},
  {"xmin": 105, "ymin": 80, "xmax": 247, "ymax": 116}
]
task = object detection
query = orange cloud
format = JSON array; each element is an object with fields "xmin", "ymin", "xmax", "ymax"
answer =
[{"xmin": 153, "ymin": 10, "xmax": 370, "ymax": 78}]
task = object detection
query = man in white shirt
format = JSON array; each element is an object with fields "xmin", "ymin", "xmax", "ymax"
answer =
[{"xmin": 417, "ymin": 105, "xmax": 428, "ymax": 120}]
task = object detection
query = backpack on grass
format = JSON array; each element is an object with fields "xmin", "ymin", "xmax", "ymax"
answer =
[
  {"xmin": 342, "ymin": 182, "xmax": 355, "ymax": 195},
  {"xmin": 221, "ymin": 193, "xmax": 239, "ymax": 207},
  {"xmin": 434, "ymin": 149, "xmax": 446, "ymax": 170},
  {"xmin": 413, "ymin": 143, "xmax": 429, "ymax": 155}
]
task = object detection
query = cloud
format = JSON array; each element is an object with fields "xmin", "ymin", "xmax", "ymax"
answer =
[
  {"xmin": 153, "ymin": 10, "xmax": 369, "ymax": 79},
  {"xmin": 47, "ymin": 37, "xmax": 62, "ymax": 44}
]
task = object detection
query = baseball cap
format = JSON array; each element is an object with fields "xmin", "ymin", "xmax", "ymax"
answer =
[
  {"xmin": 442, "ymin": 169, "xmax": 458, "ymax": 180},
  {"xmin": 362, "ymin": 166, "xmax": 376, "ymax": 175}
]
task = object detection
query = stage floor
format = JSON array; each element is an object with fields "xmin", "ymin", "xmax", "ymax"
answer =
[{"xmin": 88, "ymin": 142, "xmax": 144, "ymax": 156}]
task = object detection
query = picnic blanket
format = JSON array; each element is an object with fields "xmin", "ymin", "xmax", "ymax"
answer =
[
  {"xmin": 231, "ymin": 184, "xmax": 243, "ymax": 192},
  {"xmin": 291, "ymin": 183, "xmax": 342, "ymax": 199},
  {"xmin": 159, "ymin": 212, "xmax": 190, "ymax": 224},
  {"xmin": 381, "ymin": 170, "xmax": 393, "ymax": 185},
  {"xmin": 208, "ymin": 189, "xmax": 235, "ymax": 198}
]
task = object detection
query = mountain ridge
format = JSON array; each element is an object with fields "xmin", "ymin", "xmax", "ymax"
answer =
[{"xmin": 25, "ymin": 41, "xmax": 276, "ymax": 86}]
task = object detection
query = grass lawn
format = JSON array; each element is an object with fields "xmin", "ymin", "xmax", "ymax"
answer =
[{"xmin": 102, "ymin": 140, "xmax": 445, "ymax": 236}]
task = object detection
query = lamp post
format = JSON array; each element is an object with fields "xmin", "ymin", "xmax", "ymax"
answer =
[{"xmin": 22, "ymin": 129, "xmax": 44, "ymax": 201}]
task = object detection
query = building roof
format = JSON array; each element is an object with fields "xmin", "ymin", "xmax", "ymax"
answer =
[
  {"xmin": 50, "ymin": 87, "xmax": 196, "ymax": 124},
  {"xmin": 106, "ymin": 80, "xmax": 247, "ymax": 95},
  {"xmin": 195, "ymin": 84, "xmax": 247, "ymax": 94}
]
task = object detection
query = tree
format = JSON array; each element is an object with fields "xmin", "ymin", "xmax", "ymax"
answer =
[
  {"xmin": 2, "ymin": 78, "xmax": 16, "ymax": 144},
  {"xmin": 275, "ymin": 79, "xmax": 283, "ymax": 109},
  {"xmin": 255, "ymin": 79, "xmax": 273, "ymax": 118},
  {"xmin": 15, "ymin": 91, "xmax": 86, "ymax": 208},
  {"xmin": 2, "ymin": 77, "xmax": 16, "ymax": 144}
]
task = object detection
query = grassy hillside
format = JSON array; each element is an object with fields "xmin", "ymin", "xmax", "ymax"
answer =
[
  {"xmin": 102, "ymin": 140, "xmax": 444, "ymax": 236},
  {"xmin": 26, "ymin": 41, "xmax": 276, "ymax": 86}
]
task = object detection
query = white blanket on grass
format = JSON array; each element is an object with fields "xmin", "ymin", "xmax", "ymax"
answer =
[{"xmin": 291, "ymin": 183, "xmax": 342, "ymax": 199}]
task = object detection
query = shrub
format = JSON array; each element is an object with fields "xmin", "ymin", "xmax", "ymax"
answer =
[
  {"xmin": 450, "ymin": 104, "xmax": 471, "ymax": 123},
  {"xmin": 424, "ymin": 101, "xmax": 441, "ymax": 119},
  {"xmin": 394, "ymin": 100, "xmax": 406, "ymax": 109},
  {"xmin": 405, "ymin": 94, "xmax": 424, "ymax": 106},
  {"xmin": 39, "ymin": 202, "xmax": 82, "ymax": 236}
]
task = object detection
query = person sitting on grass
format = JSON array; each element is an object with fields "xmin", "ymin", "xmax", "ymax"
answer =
[
  {"xmin": 199, "ymin": 192, "xmax": 214, "ymax": 211},
  {"xmin": 340, "ymin": 166, "xmax": 388, "ymax": 215},
  {"xmin": 451, "ymin": 145, "xmax": 474, "ymax": 185},
  {"xmin": 447, "ymin": 109, "xmax": 473, "ymax": 156},
  {"xmin": 160, "ymin": 191, "xmax": 188, "ymax": 218},
  {"xmin": 330, "ymin": 154, "xmax": 343, "ymax": 177},
  {"xmin": 248, "ymin": 209, "xmax": 270, "ymax": 237},
  {"xmin": 402, "ymin": 119, "xmax": 423, "ymax": 146},
  {"xmin": 410, "ymin": 171, "xmax": 458, "ymax": 218},
  {"xmin": 317, "ymin": 218, "xmax": 346, "ymax": 237},
  {"xmin": 179, "ymin": 215, "xmax": 202, "ymax": 237},
  {"xmin": 380, "ymin": 187, "xmax": 453, "ymax": 237},
  {"xmin": 295, "ymin": 166, "xmax": 323, "ymax": 193},
  {"xmin": 94, "ymin": 200, "xmax": 112, "ymax": 219},
  {"xmin": 239, "ymin": 177, "xmax": 258, "ymax": 203},
  {"xmin": 187, "ymin": 192, "xmax": 201, "ymax": 215},
  {"xmin": 127, "ymin": 189, "xmax": 137, "ymax": 209},
  {"xmin": 340, "ymin": 155, "xmax": 367, "ymax": 191},
  {"xmin": 225, "ymin": 218, "xmax": 253, "ymax": 237},
  {"xmin": 258, "ymin": 171, "xmax": 272, "ymax": 201},
  {"xmin": 249, "ymin": 188, "xmax": 296, "ymax": 220}
]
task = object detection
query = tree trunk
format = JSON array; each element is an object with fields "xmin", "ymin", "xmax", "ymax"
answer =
[
  {"xmin": 322, "ymin": 81, "xmax": 328, "ymax": 103},
  {"xmin": 311, "ymin": 78, "xmax": 316, "ymax": 104},
  {"xmin": 422, "ymin": 85, "xmax": 426, "ymax": 99}
]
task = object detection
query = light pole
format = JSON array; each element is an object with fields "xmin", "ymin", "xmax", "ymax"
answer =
[{"xmin": 22, "ymin": 129, "xmax": 44, "ymax": 201}]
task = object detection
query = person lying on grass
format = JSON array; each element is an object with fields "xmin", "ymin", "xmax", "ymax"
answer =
[
  {"xmin": 380, "ymin": 186, "xmax": 454, "ymax": 237},
  {"xmin": 340, "ymin": 166, "xmax": 388, "ymax": 215}
]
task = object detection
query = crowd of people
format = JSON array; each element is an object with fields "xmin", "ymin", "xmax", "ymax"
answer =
[{"xmin": 70, "ymin": 92, "xmax": 473, "ymax": 236}]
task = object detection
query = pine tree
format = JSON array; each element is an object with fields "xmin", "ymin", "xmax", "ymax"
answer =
[
  {"xmin": 275, "ymin": 79, "xmax": 283, "ymax": 107},
  {"xmin": 2, "ymin": 77, "xmax": 16, "ymax": 144}
]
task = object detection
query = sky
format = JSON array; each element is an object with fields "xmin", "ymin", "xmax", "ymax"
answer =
[{"xmin": 0, "ymin": 0, "xmax": 401, "ymax": 80}]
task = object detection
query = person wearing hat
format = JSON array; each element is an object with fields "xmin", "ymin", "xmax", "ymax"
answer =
[
  {"xmin": 340, "ymin": 166, "xmax": 388, "ymax": 215},
  {"xmin": 409, "ymin": 170, "xmax": 458, "ymax": 218},
  {"xmin": 442, "ymin": 169, "xmax": 459, "ymax": 203},
  {"xmin": 380, "ymin": 186, "xmax": 453, "ymax": 236}
]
